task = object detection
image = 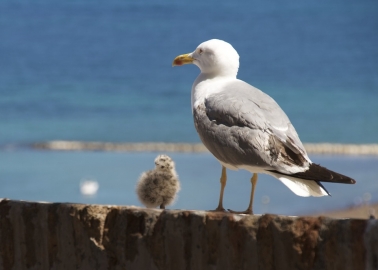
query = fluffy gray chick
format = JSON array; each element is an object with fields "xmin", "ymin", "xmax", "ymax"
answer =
[{"xmin": 136, "ymin": 155, "xmax": 180, "ymax": 209}]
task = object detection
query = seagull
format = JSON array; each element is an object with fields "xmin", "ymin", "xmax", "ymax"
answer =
[
  {"xmin": 136, "ymin": 155, "xmax": 181, "ymax": 209},
  {"xmin": 172, "ymin": 39, "xmax": 356, "ymax": 215}
]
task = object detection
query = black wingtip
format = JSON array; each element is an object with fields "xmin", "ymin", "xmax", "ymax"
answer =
[
  {"xmin": 305, "ymin": 163, "xmax": 357, "ymax": 184},
  {"xmin": 269, "ymin": 163, "xmax": 356, "ymax": 184}
]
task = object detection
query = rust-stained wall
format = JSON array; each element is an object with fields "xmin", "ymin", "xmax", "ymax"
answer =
[{"xmin": 0, "ymin": 199, "xmax": 376, "ymax": 270}]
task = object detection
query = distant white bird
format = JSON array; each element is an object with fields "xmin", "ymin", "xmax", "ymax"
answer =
[
  {"xmin": 136, "ymin": 155, "xmax": 180, "ymax": 209},
  {"xmin": 80, "ymin": 180, "xmax": 99, "ymax": 196}
]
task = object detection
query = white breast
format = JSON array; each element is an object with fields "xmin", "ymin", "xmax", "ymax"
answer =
[{"xmin": 191, "ymin": 74, "xmax": 235, "ymax": 113}]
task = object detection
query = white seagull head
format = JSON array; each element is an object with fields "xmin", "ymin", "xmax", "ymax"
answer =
[{"xmin": 173, "ymin": 39, "xmax": 240, "ymax": 78}]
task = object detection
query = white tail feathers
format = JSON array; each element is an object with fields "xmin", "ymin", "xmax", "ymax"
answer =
[{"xmin": 268, "ymin": 172, "xmax": 329, "ymax": 197}]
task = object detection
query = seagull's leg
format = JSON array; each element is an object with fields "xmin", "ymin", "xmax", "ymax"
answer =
[
  {"xmin": 228, "ymin": 173, "xmax": 258, "ymax": 215},
  {"xmin": 247, "ymin": 173, "xmax": 258, "ymax": 213},
  {"xmin": 213, "ymin": 166, "xmax": 227, "ymax": 212}
]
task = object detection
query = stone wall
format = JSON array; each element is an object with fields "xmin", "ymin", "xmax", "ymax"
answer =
[{"xmin": 0, "ymin": 199, "xmax": 377, "ymax": 270}]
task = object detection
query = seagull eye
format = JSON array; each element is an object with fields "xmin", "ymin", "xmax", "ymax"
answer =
[{"xmin": 198, "ymin": 48, "xmax": 203, "ymax": 54}]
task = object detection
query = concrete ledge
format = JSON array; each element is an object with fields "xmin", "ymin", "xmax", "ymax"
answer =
[{"xmin": 0, "ymin": 199, "xmax": 377, "ymax": 270}]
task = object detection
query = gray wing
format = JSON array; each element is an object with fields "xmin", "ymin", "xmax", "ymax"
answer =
[{"xmin": 194, "ymin": 80, "xmax": 310, "ymax": 174}]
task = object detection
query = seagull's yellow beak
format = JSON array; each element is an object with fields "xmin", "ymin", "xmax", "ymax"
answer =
[{"xmin": 172, "ymin": 53, "xmax": 193, "ymax": 67}]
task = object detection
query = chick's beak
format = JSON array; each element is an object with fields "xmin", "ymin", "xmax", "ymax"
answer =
[{"xmin": 172, "ymin": 53, "xmax": 194, "ymax": 67}]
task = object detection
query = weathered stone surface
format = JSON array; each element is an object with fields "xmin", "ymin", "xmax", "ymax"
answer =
[
  {"xmin": 313, "ymin": 203, "xmax": 378, "ymax": 220},
  {"xmin": 0, "ymin": 199, "xmax": 376, "ymax": 270}
]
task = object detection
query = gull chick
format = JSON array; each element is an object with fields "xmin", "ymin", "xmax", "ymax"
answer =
[{"xmin": 136, "ymin": 155, "xmax": 180, "ymax": 209}]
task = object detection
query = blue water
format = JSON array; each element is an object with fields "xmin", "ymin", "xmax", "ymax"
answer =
[
  {"xmin": 1, "ymin": 149, "xmax": 378, "ymax": 215},
  {"xmin": 1, "ymin": 0, "xmax": 377, "ymax": 214}
]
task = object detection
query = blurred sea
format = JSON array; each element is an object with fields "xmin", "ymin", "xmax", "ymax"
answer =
[{"xmin": 1, "ymin": 0, "xmax": 377, "ymax": 215}]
